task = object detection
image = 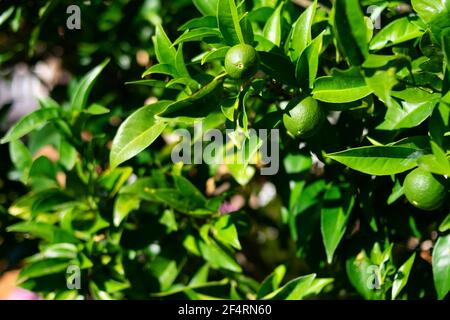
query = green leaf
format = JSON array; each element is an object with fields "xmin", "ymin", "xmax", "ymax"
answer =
[
  {"xmin": 20, "ymin": 258, "xmax": 71, "ymax": 280},
  {"xmin": 70, "ymin": 58, "xmax": 110, "ymax": 110},
  {"xmin": 173, "ymin": 28, "xmax": 222, "ymax": 46},
  {"xmin": 412, "ymin": 0, "xmax": 449, "ymax": 23},
  {"xmin": 346, "ymin": 250, "xmax": 383, "ymax": 300},
  {"xmin": 148, "ymin": 189, "xmax": 211, "ymax": 215},
  {"xmin": 439, "ymin": 214, "xmax": 450, "ymax": 232},
  {"xmin": 263, "ymin": 3, "xmax": 283, "ymax": 46},
  {"xmin": 432, "ymin": 234, "xmax": 450, "ymax": 299},
  {"xmin": 1, "ymin": 108, "xmax": 59, "ymax": 144},
  {"xmin": 370, "ymin": 17, "xmax": 424, "ymax": 51},
  {"xmin": 257, "ymin": 265, "xmax": 286, "ymax": 299},
  {"xmin": 312, "ymin": 67, "xmax": 372, "ymax": 103},
  {"xmin": 189, "ymin": 264, "xmax": 210, "ymax": 286},
  {"xmin": 392, "ymin": 253, "xmax": 416, "ymax": 300},
  {"xmin": 179, "ymin": 16, "xmax": 218, "ymax": 31},
  {"xmin": 296, "ymin": 31, "xmax": 324, "ymax": 89},
  {"xmin": 113, "ymin": 194, "xmax": 140, "ymax": 227},
  {"xmin": 199, "ymin": 240, "xmax": 242, "ymax": 272},
  {"xmin": 174, "ymin": 175, "xmax": 207, "ymax": 206},
  {"xmin": 29, "ymin": 243, "xmax": 78, "ymax": 262},
  {"xmin": 263, "ymin": 274, "xmax": 316, "ymax": 300},
  {"xmin": 430, "ymin": 102, "xmax": 450, "ymax": 146},
  {"xmin": 213, "ymin": 215, "xmax": 241, "ymax": 250},
  {"xmin": 85, "ymin": 103, "xmax": 110, "ymax": 115},
  {"xmin": 321, "ymin": 185, "xmax": 355, "ymax": 264},
  {"xmin": 285, "ymin": 0, "xmax": 317, "ymax": 61},
  {"xmin": 142, "ymin": 64, "xmax": 179, "ymax": 78},
  {"xmin": 110, "ymin": 101, "xmax": 170, "ymax": 168},
  {"xmin": 9, "ymin": 139, "xmax": 32, "ymax": 182},
  {"xmin": 327, "ymin": 146, "xmax": 423, "ymax": 176},
  {"xmin": 334, "ymin": 0, "xmax": 369, "ymax": 65},
  {"xmin": 0, "ymin": 7, "xmax": 15, "ymax": 26},
  {"xmin": 218, "ymin": 0, "xmax": 245, "ymax": 45},
  {"xmin": 201, "ymin": 46, "xmax": 230, "ymax": 65},
  {"xmin": 149, "ymin": 256, "xmax": 180, "ymax": 292},
  {"xmin": 193, "ymin": 0, "xmax": 219, "ymax": 16},
  {"xmin": 364, "ymin": 69, "xmax": 398, "ymax": 108},
  {"xmin": 7, "ymin": 221, "xmax": 78, "ymax": 244},
  {"xmin": 377, "ymin": 100, "xmax": 438, "ymax": 130},
  {"xmin": 259, "ymin": 51, "xmax": 297, "ymax": 87},
  {"xmin": 153, "ymin": 24, "xmax": 177, "ymax": 67},
  {"xmin": 387, "ymin": 179, "xmax": 404, "ymax": 205},
  {"xmin": 157, "ymin": 75, "xmax": 224, "ymax": 119},
  {"xmin": 417, "ymin": 141, "xmax": 450, "ymax": 175}
]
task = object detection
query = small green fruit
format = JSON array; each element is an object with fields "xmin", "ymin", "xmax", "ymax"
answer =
[
  {"xmin": 282, "ymin": 96, "xmax": 326, "ymax": 139},
  {"xmin": 403, "ymin": 168, "xmax": 447, "ymax": 211},
  {"xmin": 224, "ymin": 44, "xmax": 259, "ymax": 79}
]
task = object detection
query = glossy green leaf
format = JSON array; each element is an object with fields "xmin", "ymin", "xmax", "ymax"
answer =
[
  {"xmin": 20, "ymin": 258, "xmax": 71, "ymax": 280},
  {"xmin": 110, "ymin": 101, "xmax": 170, "ymax": 168},
  {"xmin": 153, "ymin": 24, "xmax": 177, "ymax": 67},
  {"xmin": 346, "ymin": 250, "xmax": 383, "ymax": 300},
  {"xmin": 9, "ymin": 139, "xmax": 32, "ymax": 182},
  {"xmin": 1, "ymin": 108, "xmax": 59, "ymax": 144},
  {"xmin": 173, "ymin": 28, "xmax": 221, "ymax": 46},
  {"xmin": 193, "ymin": 0, "xmax": 219, "ymax": 16},
  {"xmin": 286, "ymin": 0, "xmax": 316, "ymax": 61},
  {"xmin": 218, "ymin": 0, "xmax": 245, "ymax": 45},
  {"xmin": 377, "ymin": 100, "xmax": 438, "ymax": 130},
  {"xmin": 439, "ymin": 214, "xmax": 450, "ymax": 232},
  {"xmin": 70, "ymin": 58, "xmax": 109, "ymax": 110},
  {"xmin": 113, "ymin": 194, "xmax": 140, "ymax": 227},
  {"xmin": 201, "ymin": 46, "xmax": 230, "ymax": 65},
  {"xmin": 296, "ymin": 31, "xmax": 324, "ymax": 89},
  {"xmin": 142, "ymin": 64, "xmax": 179, "ymax": 78},
  {"xmin": 199, "ymin": 240, "xmax": 242, "ymax": 272},
  {"xmin": 263, "ymin": 3, "xmax": 283, "ymax": 46},
  {"xmin": 327, "ymin": 146, "xmax": 424, "ymax": 175},
  {"xmin": 321, "ymin": 185, "xmax": 355, "ymax": 264},
  {"xmin": 432, "ymin": 234, "xmax": 450, "ymax": 299},
  {"xmin": 312, "ymin": 68, "xmax": 372, "ymax": 103},
  {"xmin": 412, "ymin": 0, "xmax": 449, "ymax": 23},
  {"xmin": 213, "ymin": 215, "xmax": 241, "ymax": 250},
  {"xmin": 417, "ymin": 141, "xmax": 450, "ymax": 175},
  {"xmin": 257, "ymin": 265, "xmax": 286, "ymax": 299},
  {"xmin": 262, "ymin": 273, "xmax": 316, "ymax": 300},
  {"xmin": 179, "ymin": 16, "xmax": 218, "ymax": 31},
  {"xmin": 334, "ymin": 0, "xmax": 369, "ymax": 65},
  {"xmin": 370, "ymin": 17, "xmax": 424, "ymax": 51},
  {"xmin": 157, "ymin": 75, "xmax": 224, "ymax": 119},
  {"xmin": 392, "ymin": 253, "xmax": 416, "ymax": 300}
]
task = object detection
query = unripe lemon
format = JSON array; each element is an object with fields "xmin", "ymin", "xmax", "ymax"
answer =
[
  {"xmin": 224, "ymin": 44, "xmax": 259, "ymax": 79},
  {"xmin": 282, "ymin": 96, "xmax": 326, "ymax": 139},
  {"xmin": 403, "ymin": 168, "xmax": 447, "ymax": 211}
]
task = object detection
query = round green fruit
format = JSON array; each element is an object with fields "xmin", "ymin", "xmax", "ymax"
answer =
[
  {"xmin": 403, "ymin": 168, "xmax": 447, "ymax": 211},
  {"xmin": 282, "ymin": 96, "xmax": 326, "ymax": 139},
  {"xmin": 224, "ymin": 44, "xmax": 259, "ymax": 79}
]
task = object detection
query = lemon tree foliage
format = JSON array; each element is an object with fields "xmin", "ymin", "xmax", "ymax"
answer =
[{"xmin": 0, "ymin": 0, "xmax": 449, "ymax": 300}]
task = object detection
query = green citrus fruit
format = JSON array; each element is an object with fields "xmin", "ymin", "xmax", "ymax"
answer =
[
  {"xmin": 282, "ymin": 96, "xmax": 326, "ymax": 139},
  {"xmin": 403, "ymin": 168, "xmax": 447, "ymax": 211},
  {"xmin": 224, "ymin": 44, "xmax": 259, "ymax": 79}
]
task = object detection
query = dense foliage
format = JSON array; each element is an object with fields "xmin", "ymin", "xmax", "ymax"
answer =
[{"xmin": 0, "ymin": 0, "xmax": 449, "ymax": 300}]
